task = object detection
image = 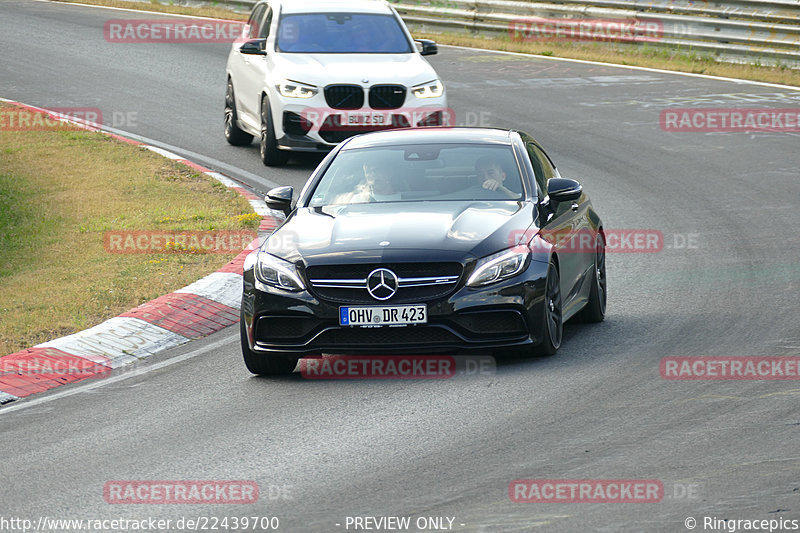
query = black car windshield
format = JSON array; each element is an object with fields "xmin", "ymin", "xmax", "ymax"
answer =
[
  {"xmin": 308, "ymin": 144, "xmax": 525, "ymax": 207},
  {"xmin": 277, "ymin": 13, "xmax": 413, "ymax": 54}
]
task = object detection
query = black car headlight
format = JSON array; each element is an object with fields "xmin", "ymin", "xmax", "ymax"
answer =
[
  {"xmin": 466, "ymin": 247, "xmax": 530, "ymax": 287},
  {"xmin": 254, "ymin": 251, "xmax": 305, "ymax": 291}
]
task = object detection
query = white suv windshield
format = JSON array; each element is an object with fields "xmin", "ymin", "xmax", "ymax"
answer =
[
  {"xmin": 309, "ymin": 144, "xmax": 525, "ymax": 207},
  {"xmin": 277, "ymin": 13, "xmax": 413, "ymax": 54}
]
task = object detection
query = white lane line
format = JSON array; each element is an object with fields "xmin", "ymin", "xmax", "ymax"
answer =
[
  {"xmin": 34, "ymin": 0, "xmax": 246, "ymax": 21},
  {"xmin": 0, "ymin": 333, "xmax": 237, "ymax": 416}
]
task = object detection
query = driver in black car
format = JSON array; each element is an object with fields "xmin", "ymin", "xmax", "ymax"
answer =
[
  {"xmin": 361, "ymin": 160, "xmax": 404, "ymax": 201},
  {"xmin": 475, "ymin": 155, "xmax": 518, "ymax": 199}
]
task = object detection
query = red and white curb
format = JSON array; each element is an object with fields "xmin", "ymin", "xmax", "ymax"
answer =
[{"xmin": 0, "ymin": 98, "xmax": 281, "ymax": 405}]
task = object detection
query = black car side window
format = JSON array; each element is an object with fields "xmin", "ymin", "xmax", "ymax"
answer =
[{"xmin": 525, "ymin": 142, "xmax": 553, "ymax": 198}]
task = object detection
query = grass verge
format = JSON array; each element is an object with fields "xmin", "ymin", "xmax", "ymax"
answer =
[
  {"xmin": 0, "ymin": 103, "xmax": 259, "ymax": 356},
  {"xmin": 50, "ymin": 0, "xmax": 799, "ymax": 87}
]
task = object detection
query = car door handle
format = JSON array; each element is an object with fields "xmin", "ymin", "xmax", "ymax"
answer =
[{"xmin": 571, "ymin": 202, "xmax": 579, "ymax": 212}]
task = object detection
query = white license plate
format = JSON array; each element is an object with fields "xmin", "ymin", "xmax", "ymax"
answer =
[
  {"xmin": 339, "ymin": 305, "xmax": 427, "ymax": 326},
  {"xmin": 343, "ymin": 112, "xmax": 388, "ymax": 126}
]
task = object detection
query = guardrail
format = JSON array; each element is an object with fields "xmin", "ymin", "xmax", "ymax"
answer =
[
  {"xmin": 389, "ymin": 0, "xmax": 800, "ymax": 67},
  {"xmin": 212, "ymin": 0, "xmax": 800, "ymax": 67},
  {"xmin": 508, "ymin": 0, "xmax": 800, "ymax": 24}
]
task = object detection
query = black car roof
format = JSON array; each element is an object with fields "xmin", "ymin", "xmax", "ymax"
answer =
[{"xmin": 341, "ymin": 127, "xmax": 517, "ymax": 149}]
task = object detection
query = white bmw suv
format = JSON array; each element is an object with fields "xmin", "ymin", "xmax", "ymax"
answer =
[{"xmin": 225, "ymin": 0, "xmax": 448, "ymax": 166}]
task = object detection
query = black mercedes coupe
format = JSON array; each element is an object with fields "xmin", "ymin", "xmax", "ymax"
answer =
[{"xmin": 241, "ymin": 128, "xmax": 606, "ymax": 375}]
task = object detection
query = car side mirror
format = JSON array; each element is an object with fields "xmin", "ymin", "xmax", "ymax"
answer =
[
  {"xmin": 265, "ymin": 186, "xmax": 293, "ymax": 215},
  {"xmin": 546, "ymin": 178, "xmax": 582, "ymax": 203},
  {"xmin": 240, "ymin": 39, "xmax": 267, "ymax": 56},
  {"xmin": 415, "ymin": 39, "xmax": 438, "ymax": 56}
]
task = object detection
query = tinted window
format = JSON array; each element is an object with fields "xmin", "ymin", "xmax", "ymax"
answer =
[
  {"xmin": 277, "ymin": 14, "xmax": 412, "ymax": 53},
  {"xmin": 309, "ymin": 144, "xmax": 523, "ymax": 206},
  {"xmin": 261, "ymin": 9, "xmax": 272, "ymax": 39},
  {"xmin": 246, "ymin": 4, "xmax": 267, "ymax": 39},
  {"xmin": 526, "ymin": 142, "xmax": 555, "ymax": 196}
]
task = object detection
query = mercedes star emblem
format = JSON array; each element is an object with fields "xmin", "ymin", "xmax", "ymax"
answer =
[{"xmin": 366, "ymin": 268, "xmax": 398, "ymax": 301}]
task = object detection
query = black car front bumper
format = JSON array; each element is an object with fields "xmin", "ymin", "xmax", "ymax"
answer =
[{"xmin": 242, "ymin": 260, "xmax": 551, "ymax": 356}]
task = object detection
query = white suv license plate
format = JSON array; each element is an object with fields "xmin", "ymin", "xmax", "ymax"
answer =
[
  {"xmin": 340, "ymin": 305, "xmax": 427, "ymax": 326},
  {"xmin": 342, "ymin": 112, "xmax": 388, "ymax": 127}
]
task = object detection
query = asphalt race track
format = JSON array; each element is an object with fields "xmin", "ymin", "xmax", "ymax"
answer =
[{"xmin": 1, "ymin": 1, "xmax": 800, "ymax": 531}]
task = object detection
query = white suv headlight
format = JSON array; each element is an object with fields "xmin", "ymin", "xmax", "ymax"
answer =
[
  {"xmin": 255, "ymin": 252, "xmax": 306, "ymax": 291},
  {"xmin": 277, "ymin": 80, "xmax": 318, "ymax": 98},
  {"xmin": 466, "ymin": 247, "xmax": 530, "ymax": 287},
  {"xmin": 412, "ymin": 79, "xmax": 443, "ymax": 99}
]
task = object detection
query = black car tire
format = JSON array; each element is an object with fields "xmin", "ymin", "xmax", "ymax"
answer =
[
  {"xmin": 240, "ymin": 313, "xmax": 299, "ymax": 375},
  {"xmin": 498, "ymin": 260, "xmax": 563, "ymax": 360},
  {"xmin": 577, "ymin": 232, "xmax": 607, "ymax": 323},
  {"xmin": 534, "ymin": 261, "xmax": 563, "ymax": 356},
  {"xmin": 260, "ymin": 96, "xmax": 289, "ymax": 167},
  {"xmin": 224, "ymin": 80, "xmax": 254, "ymax": 146}
]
